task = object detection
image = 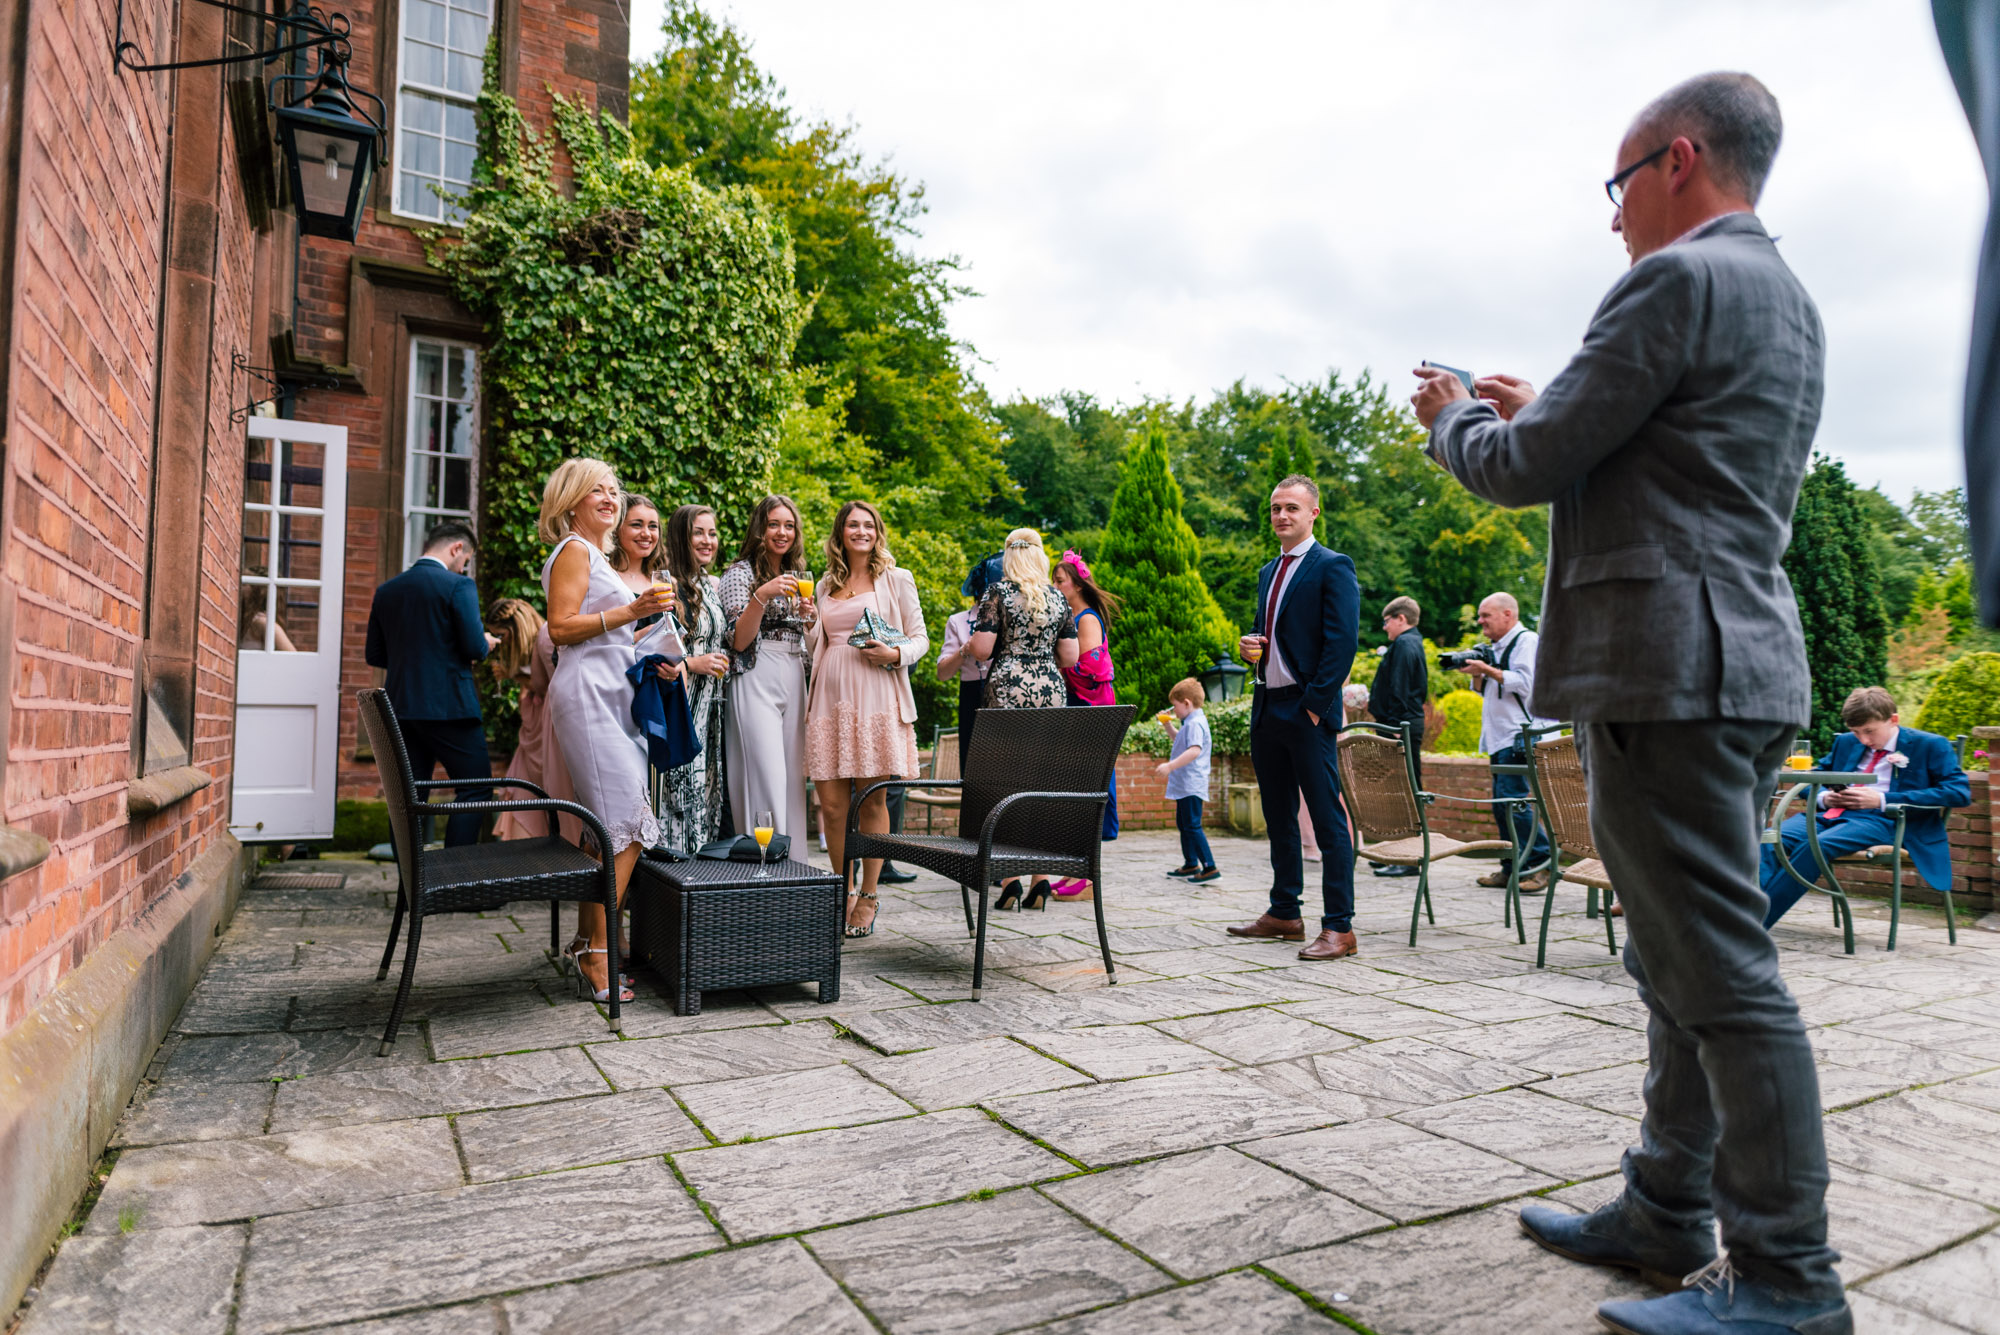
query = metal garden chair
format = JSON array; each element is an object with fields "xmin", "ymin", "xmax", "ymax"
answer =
[
  {"xmin": 1766, "ymin": 781, "xmax": 1958, "ymax": 953},
  {"xmin": 845, "ymin": 705, "xmax": 1133, "ymax": 999},
  {"xmin": 1336, "ymin": 721, "xmax": 1527, "ymax": 946},
  {"xmin": 358, "ymin": 688, "xmax": 621, "ymax": 1053},
  {"xmin": 1521, "ymin": 725, "xmax": 1619, "ymax": 968}
]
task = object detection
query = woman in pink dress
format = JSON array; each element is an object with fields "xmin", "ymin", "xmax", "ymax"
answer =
[
  {"xmin": 805, "ymin": 500, "xmax": 927, "ymax": 938},
  {"xmin": 1051, "ymin": 550, "xmax": 1121, "ymax": 899}
]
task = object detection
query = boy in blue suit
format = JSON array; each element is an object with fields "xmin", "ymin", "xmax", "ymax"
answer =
[
  {"xmin": 1762, "ymin": 686, "xmax": 1970, "ymax": 927},
  {"xmin": 364, "ymin": 521, "xmax": 500, "ymax": 847}
]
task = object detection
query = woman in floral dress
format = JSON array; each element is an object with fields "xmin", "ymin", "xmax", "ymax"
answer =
[
  {"xmin": 969, "ymin": 528, "xmax": 1079, "ymax": 909},
  {"xmin": 657, "ymin": 504, "xmax": 732, "ymax": 853}
]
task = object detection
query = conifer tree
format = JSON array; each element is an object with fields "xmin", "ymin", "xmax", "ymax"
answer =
[
  {"xmin": 1292, "ymin": 432, "xmax": 1326, "ymax": 545},
  {"xmin": 1098, "ymin": 427, "xmax": 1240, "ymax": 711},
  {"xmin": 1783, "ymin": 456, "xmax": 1891, "ymax": 748}
]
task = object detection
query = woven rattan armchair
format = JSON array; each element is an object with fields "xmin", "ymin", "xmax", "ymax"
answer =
[
  {"xmin": 1336, "ymin": 721, "xmax": 1526, "ymax": 946},
  {"xmin": 1522, "ymin": 725, "xmax": 1618, "ymax": 968},
  {"xmin": 846, "ymin": 705, "xmax": 1134, "ymax": 999},
  {"xmin": 358, "ymin": 689, "xmax": 621, "ymax": 1053},
  {"xmin": 906, "ymin": 727, "xmax": 961, "ymax": 834}
]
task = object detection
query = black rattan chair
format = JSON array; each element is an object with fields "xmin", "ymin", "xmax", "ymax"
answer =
[
  {"xmin": 358, "ymin": 688, "xmax": 622, "ymax": 1053},
  {"xmin": 845, "ymin": 705, "xmax": 1134, "ymax": 999}
]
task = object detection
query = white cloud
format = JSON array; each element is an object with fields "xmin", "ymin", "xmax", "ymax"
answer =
[{"xmin": 631, "ymin": 0, "xmax": 1987, "ymax": 499}]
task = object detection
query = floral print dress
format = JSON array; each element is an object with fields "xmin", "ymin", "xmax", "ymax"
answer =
[
  {"xmin": 975, "ymin": 579, "xmax": 1076, "ymax": 709},
  {"xmin": 657, "ymin": 573, "xmax": 727, "ymax": 854}
]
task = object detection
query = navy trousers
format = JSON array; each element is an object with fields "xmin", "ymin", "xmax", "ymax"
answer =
[
  {"xmin": 398, "ymin": 717, "xmax": 495, "ymax": 847},
  {"xmin": 1759, "ymin": 810, "xmax": 1896, "ymax": 926},
  {"xmin": 1176, "ymin": 796, "xmax": 1215, "ymax": 870},
  {"xmin": 1251, "ymin": 688, "xmax": 1354, "ymax": 932}
]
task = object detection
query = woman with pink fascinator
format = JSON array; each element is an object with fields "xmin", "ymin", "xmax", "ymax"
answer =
[{"xmin": 1050, "ymin": 549, "xmax": 1122, "ymax": 900}]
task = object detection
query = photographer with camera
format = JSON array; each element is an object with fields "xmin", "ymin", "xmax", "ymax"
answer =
[{"xmin": 1446, "ymin": 593, "xmax": 1553, "ymax": 891}]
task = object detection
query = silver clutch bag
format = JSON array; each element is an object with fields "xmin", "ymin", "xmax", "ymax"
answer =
[{"xmin": 847, "ymin": 606, "xmax": 910, "ymax": 668}]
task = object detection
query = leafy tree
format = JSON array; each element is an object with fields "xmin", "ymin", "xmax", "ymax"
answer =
[
  {"xmin": 1782, "ymin": 457, "xmax": 1891, "ymax": 749},
  {"xmin": 1913, "ymin": 650, "xmax": 2000, "ymax": 748},
  {"xmin": 432, "ymin": 85, "xmax": 803, "ymax": 606},
  {"xmin": 629, "ymin": 2, "xmax": 1007, "ymax": 541},
  {"xmin": 990, "ymin": 393, "xmax": 1125, "ymax": 540},
  {"xmin": 1095, "ymin": 427, "xmax": 1239, "ymax": 712}
]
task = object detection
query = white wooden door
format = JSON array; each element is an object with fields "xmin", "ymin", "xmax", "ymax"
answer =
[{"xmin": 230, "ymin": 418, "xmax": 349, "ymax": 842}]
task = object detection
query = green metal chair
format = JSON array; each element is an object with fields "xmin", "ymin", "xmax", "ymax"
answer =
[
  {"xmin": 1766, "ymin": 784, "xmax": 1958, "ymax": 952},
  {"xmin": 1520, "ymin": 724, "xmax": 1619, "ymax": 969}
]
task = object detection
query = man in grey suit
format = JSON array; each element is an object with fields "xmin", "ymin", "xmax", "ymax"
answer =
[{"xmin": 1413, "ymin": 74, "xmax": 1849, "ymax": 1335}]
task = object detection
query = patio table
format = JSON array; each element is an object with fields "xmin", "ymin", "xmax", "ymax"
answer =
[{"xmin": 629, "ymin": 855, "xmax": 846, "ymax": 1016}]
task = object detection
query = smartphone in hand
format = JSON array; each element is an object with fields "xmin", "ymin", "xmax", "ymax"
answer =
[{"xmin": 1422, "ymin": 360, "xmax": 1476, "ymax": 394}]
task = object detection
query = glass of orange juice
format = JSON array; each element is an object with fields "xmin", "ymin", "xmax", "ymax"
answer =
[
  {"xmin": 1244, "ymin": 636, "xmax": 1265, "ymax": 664},
  {"xmin": 1787, "ymin": 742, "xmax": 1812, "ymax": 771},
  {"xmin": 1155, "ymin": 709, "xmax": 1174, "ymax": 727},
  {"xmin": 752, "ymin": 809, "xmax": 776, "ymax": 878}
]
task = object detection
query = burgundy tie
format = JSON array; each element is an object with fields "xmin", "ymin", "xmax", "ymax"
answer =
[{"xmin": 1262, "ymin": 553, "xmax": 1298, "ymax": 666}]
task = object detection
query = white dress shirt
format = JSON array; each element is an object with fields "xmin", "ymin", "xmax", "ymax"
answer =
[
  {"xmin": 1262, "ymin": 536, "xmax": 1317, "ymax": 690},
  {"xmin": 1478, "ymin": 624, "xmax": 1554, "ymax": 755}
]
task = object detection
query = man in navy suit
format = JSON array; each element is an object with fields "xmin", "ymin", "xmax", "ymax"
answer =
[
  {"xmin": 1226, "ymin": 476, "xmax": 1362, "ymax": 960},
  {"xmin": 364, "ymin": 520, "xmax": 500, "ymax": 847},
  {"xmin": 1762, "ymin": 686, "xmax": 1970, "ymax": 926}
]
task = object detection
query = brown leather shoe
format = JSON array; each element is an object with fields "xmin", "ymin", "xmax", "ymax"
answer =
[
  {"xmin": 1476, "ymin": 869, "xmax": 1511, "ymax": 888},
  {"xmin": 1297, "ymin": 930, "xmax": 1359, "ymax": 961},
  {"xmin": 1226, "ymin": 913, "xmax": 1306, "ymax": 941}
]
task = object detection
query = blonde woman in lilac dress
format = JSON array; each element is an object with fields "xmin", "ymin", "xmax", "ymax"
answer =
[{"xmin": 805, "ymin": 500, "xmax": 927, "ymax": 937}]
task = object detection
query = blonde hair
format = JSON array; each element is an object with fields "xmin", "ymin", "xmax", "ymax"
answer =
[
  {"xmin": 484, "ymin": 598, "xmax": 544, "ymax": 679},
  {"xmin": 537, "ymin": 458, "xmax": 617, "ymax": 547},
  {"xmin": 1002, "ymin": 527, "xmax": 1053, "ymax": 624},
  {"xmin": 824, "ymin": 499, "xmax": 895, "ymax": 594},
  {"xmin": 1169, "ymin": 678, "xmax": 1205, "ymax": 707}
]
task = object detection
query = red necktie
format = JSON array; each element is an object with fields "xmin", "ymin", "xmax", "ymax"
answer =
[
  {"xmin": 1262, "ymin": 554, "xmax": 1298, "ymax": 667},
  {"xmin": 1825, "ymin": 748, "xmax": 1884, "ymax": 821}
]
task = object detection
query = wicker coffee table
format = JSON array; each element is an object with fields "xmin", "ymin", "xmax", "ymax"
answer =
[{"xmin": 629, "ymin": 855, "xmax": 846, "ymax": 1016}]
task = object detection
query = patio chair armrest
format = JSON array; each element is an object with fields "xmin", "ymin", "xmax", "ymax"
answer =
[
  {"xmin": 1766, "ymin": 783, "xmax": 1812, "ymax": 833},
  {"xmin": 421, "ymin": 798, "xmax": 617, "ymax": 878},
  {"xmin": 1421, "ymin": 792, "xmax": 1528, "ymax": 809},
  {"xmin": 977, "ymin": 791, "xmax": 1107, "ymax": 853},
  {"xmin": 1881, "ymin": 802, "xmax": 1941, "ymax": 815},
  {"xmin": 848, "ymin": 779, "xmax": 964, "ymax": 838},
  {"xmin": 414, "ymin": 777, "xmax": 551, "ymax": 799}
]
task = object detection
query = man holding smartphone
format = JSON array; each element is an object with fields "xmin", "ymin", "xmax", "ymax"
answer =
[{"xmin": 1412, "ymin": 74, "xmax": 1847, "ymax": 1335}]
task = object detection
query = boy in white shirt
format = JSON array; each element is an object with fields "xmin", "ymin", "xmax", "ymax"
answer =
[{"xmin": 1158, "ymin": 678, "xmax": 1218, "ymax": 883}]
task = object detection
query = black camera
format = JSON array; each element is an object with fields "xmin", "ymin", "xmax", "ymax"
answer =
[{"xmin": 1438, "ymin": 644, "xmax": 1498, "ymax": 671}]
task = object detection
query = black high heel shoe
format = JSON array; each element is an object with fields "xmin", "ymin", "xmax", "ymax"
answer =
[
  {"xmin": 1021, "ymin": 879, "xmax": 1052, "ymax": 911},
  {"xmin": 994, "ymin": 879, "xmax": 1023, "ymax": 912}
]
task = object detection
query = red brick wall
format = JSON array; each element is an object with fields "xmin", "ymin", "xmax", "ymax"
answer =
[{"xmin": 0, "ymin": 0, "xmax": 253, "ymax": 1032}]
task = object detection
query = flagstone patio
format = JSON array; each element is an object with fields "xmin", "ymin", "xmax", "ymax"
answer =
[{"xmin": 13, "ymin": 831, "xmax": 1998, "ymax": 1334}]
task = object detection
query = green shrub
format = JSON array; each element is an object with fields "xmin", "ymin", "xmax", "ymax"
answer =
[
  {"xmin": 1913, "ymin": 651, "xmax": 2000, "ymax": 759},
  {"xmin": 332, "ymin": 800, "xmax": 391, "ymax": 851},
  {"xmin": 1434, "ymin": 689, "xmax": 1483, "ymax": 755}
]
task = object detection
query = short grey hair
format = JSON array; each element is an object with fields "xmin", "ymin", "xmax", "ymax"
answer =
[{"xmin": 1629, "ymin": 72, "xmax": 1783, "ymax": 204}]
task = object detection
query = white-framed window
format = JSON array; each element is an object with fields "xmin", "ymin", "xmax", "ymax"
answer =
[
  {"xmin": 393, "ymin": 0, "xmax": 490, "ymax": 223},
  {"xmin": 403, "ymin": 338, "xmax": 479, "ymax": 566}
]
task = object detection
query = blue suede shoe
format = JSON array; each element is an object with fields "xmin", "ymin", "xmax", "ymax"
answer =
[
  {"xmin": 1519, "ymin": 1201, "xmax": 1715, "ymax": 1292},
  {"xmin": 1598, "ymin": 1260, "xmax": 1852, "ymax": 1335}
]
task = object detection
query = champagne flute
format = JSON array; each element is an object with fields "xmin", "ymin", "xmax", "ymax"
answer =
[
  {"xmin": 752, "ymin": 809, "xmax": 776, "ymax": 878},
  {"xmin": 795, "ymin": 571, "xmax": 815, "ymax": 601},
  {"xmin": 1244, "ymin": 635, "xmax": 1266, "ymax": 665}
]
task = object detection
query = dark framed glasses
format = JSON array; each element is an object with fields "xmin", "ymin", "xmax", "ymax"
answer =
[{"xmin": 1604, "ymin": 143, "xmax": 1672, "ymax": 208}]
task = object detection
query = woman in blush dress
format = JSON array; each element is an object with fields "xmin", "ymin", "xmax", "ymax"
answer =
[
  {"xmin": 805, "ymin": 500, "xmax": 927, "ymax": 938},
  {"xmin": 487, "ymin": 598, "xmax": 555, "ymax": 841},
  {"xmin": 721, "ymin": 495, "xmax": 816, "ymax": 849},
  {"xmin": 969, "ymin": 528, "xmax": 1079, "ymax": 911},
  {"xmin": 656, "ymin": 504, "xmax": 732, "ymax": 854},
  {"xmin": 539, "ymin": 458, "xmax": 676, "ymax": 1005}
]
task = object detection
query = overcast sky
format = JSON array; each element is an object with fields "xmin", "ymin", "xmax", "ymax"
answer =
[{"xmin": 631, "ymin": 0, "xmax": 1988, "ymax": 501}]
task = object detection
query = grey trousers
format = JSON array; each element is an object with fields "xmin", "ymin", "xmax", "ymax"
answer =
[{"xmin": 1578, "ymin": 720, "xmax": 1842, "ymax": 1302}]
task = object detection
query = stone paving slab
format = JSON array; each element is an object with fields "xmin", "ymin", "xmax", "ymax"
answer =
[
  {"xmin": 33, "ymin": 835, "xmax": 2000, "ymax": 1335},
  {"xmin": 986, "ymin": 1068, "xmax": 1331, "ymax": 1165},
  {"xmin": 674, "ymin": 1108, "xmax": 1069, "ymax": 1237},
  {"xmin": 456, "ymin": 1088, "xmax": 708, "ymax": 1181},
  {"xmin": 269, "ymin": 1046, "xmax": 608, "ymax": 1131},
  {"xmin": 1030, "ymin": 1270, "xmax": 1350, "ymax": 1335},
  {"xmin": 503, "ymin": 1238, "xmax": 872, "ymax": 1335},
  {"xmin": 237, "ymin": 1161, "xmax": 717, "ymax": 1333},
  {"xmin": 89, "ymin": 1119, "xmax": 462, "ymax": 1233},
  {"xmin": 19, "ymin": 1223, "xmax": 245, "ymax": 1335},
  {"xmin": 806, "ymin": 1191, "xmax": 1167, "ymax": 1335},
  {"xmin": 1040, "ymin": 1145, "xmax": 1389, "ymax": 1278}
]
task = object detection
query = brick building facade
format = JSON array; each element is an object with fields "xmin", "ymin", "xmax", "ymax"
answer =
[{"xmin": 0, "ymin": 0, "xmax": 629, "ymax": 1308}]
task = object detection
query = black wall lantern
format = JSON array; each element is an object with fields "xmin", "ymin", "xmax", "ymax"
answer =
[
  {"xmin": 1199, "ymin": 654, "xmax": 1250, "ymax": 704},
  {"xmin": 114, "ymin": 0, "xmax": 387, "ymax": 242}
]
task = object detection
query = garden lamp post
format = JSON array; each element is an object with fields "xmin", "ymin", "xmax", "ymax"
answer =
[{"xmin": 1200, "ymin": 655, "xmax": 1249, "ymax": 704}]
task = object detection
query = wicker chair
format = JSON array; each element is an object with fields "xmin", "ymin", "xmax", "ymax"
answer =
[
  {"xmin": 1336, "ymin": 721, "xmax": 1524, "ymax": 946},
  {"xmin": 358, "ymin": 688, "xmax": 621, "ymax": 1053},
  {"xmin": 906, "ymin": 727, "xmax": 962, "ymax": 834},
  {"xmin": 1522, "ymin": 726, "xmax": 1618, "ymax": 968},
  {"xmin": 846, "ymin": 705, "xmax": 1134, "ymax": 999}
]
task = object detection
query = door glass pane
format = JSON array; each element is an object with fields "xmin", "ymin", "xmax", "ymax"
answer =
[
  {"xmin": 246, "ymin": 437, "xmax": 272, "ymax": 506},
  {"xmin": 242, "ymin": 508, "xmax": 272, "ymax": 578},
  {"xmin": 277, "ymin": 587, "xmax": 320, "ymax": 652},
  {"xmin": 238, "ymin": 581, "xmax": 274, "ymax": 650},
  {"xmin": 278, "ymin": 512, "xmax": 323, "ymax": 582}
]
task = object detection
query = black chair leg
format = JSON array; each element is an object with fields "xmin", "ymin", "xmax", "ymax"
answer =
[
  {"xmin": 379, "ymin": 910, "xmax": 423, "ymax": 1055},
  {"xmin": 549, "ymin": 901, "xmax": 561, "ymax": 961},
  {"xmin": 376, "ymin": 893, "xmax": 407, "ymax": 982},
  {"xmin": 1090, "ymin": 862, "xmax": 1115, "ymax": 985},
  {"xmin": 959, "ymin": 884, "xmax": 975, "ymax": 937},
  {"xmin": 971, "ymin": 881, "xmax": 991, "ymax": 1001},
  {"xmin": 604, "ymin": 879, "xmax": 623, "ymax": 1034}
]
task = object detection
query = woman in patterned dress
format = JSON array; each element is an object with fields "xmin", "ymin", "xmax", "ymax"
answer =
[
  {"xmin": 969, "ymin": 528, "xmax": 1079, "ymax": 909},
  {"xmin": 657, "ymin": 504, "xmax": 731, "ymax": 853}
]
